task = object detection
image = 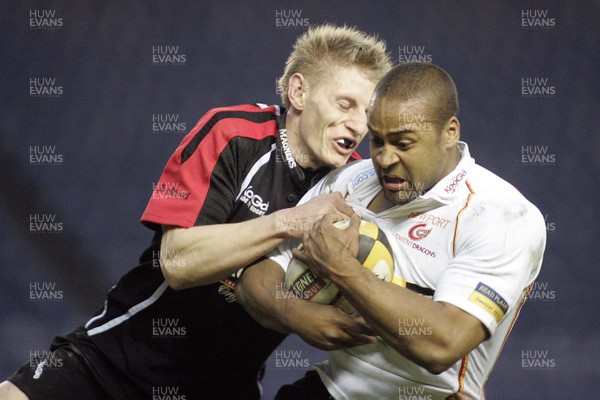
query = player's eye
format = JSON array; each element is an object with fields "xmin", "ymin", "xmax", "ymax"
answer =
[
  {"xmin": 369, "ymin": 134, "xmax": 384, "ymax": 147},
  {"xmin": 338, "ymin": 100, "xmax": 351, "ymax": 111},
  {"xmin": 396, "ymin": 141, "xmax": 412, "ymax": 150}
]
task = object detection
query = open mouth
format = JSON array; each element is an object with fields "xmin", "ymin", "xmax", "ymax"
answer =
[
  {"xmin": 334, "ymin": 137, "xmax": 356, "ymax": 151},
  {"xmin": 383, "ymin": 175, "xmax": 406, "ymax": 191}
]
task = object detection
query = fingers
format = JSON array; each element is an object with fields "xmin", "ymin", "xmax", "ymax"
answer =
[
  {"xmin": 291, "ymin": 246, "xmax": 305, "ymax": 264},
  {"xmin": 292, "ymin": 245, "xmax": 322, "ymax": 278},
  {"xmin": 311, "ymin": 324, "xmax": 375, "ymax": 349},
  {"xmin": 335, "ymin": 327, "xmax": 377, "ymax": 347},
  {"xmin": 349, "ymin": 315, "xmax": 376, "ymax": 337},
  {"xmin": 329, "ymin": 191, "xmax": 355, "ymax": 217},
  {"xmin": 318, "ymin": 213, "xmax": 335, "ymax": 228},
  {"xmin": 348, "ymin": 212, "xmax": 362, "ymax": 232},
  {"xmin": 329, "ymin": 332, "xmax": 376, "ymax": 348},
  {"xmin": 327, "ymin": 311, "xmax": 377, "ymax": 348},
  {"xmin": 293, "ymin": 302, "xmax": 377, "ymax": 349},
  {"xmin": 295, "ymin": 192, "xmax": 357, "ymax": 230},
  {"xmin": 320, "ymin": 205, "xmax": 361, "ymax": 233}
]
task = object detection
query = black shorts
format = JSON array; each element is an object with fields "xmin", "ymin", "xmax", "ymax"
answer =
[
  {"xmin": 7, "ymin": 342, "xmax": 110, "ymax": 400},
  {"xmin": 275, "ymin": 370, "xmax": 334, "ymax": 400}
]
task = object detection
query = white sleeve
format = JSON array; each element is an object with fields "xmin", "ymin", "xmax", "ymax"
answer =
[
  {"xmin": 433, "ymin": 198, "xmax": 546, "ymax": 335},
  {"xmin": 266, "ymin": 239, "xmax": 297, "ymax": 272}
]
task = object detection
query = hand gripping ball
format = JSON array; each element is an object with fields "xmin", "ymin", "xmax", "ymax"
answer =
[{"xmin": 284, "ymin": 219, "xmax": 394, "ymax": 314}]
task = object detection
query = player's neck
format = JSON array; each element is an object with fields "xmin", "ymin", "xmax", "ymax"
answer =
[{"xmin": 367, "ymin": 190, "xmax": 396, "ymax": 214}]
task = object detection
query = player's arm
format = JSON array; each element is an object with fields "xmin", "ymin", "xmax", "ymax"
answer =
[
  {"xmin": 333, "ymin": 268, "xmax": 485, "ymax": 374},
  {"xmin": 294, "ymin": 213, "xmax": 487, "ymax": 374},
  {"xmin": 0, "ymin": 381, "xmax": 29, "ymax": 400},
  {"xmin": 235, "ymin": 256, "xmax": 376, "ymax": 350},
  {"xmin": 160, "ymin": 192, "xmax": 354, "ymax": 290}
]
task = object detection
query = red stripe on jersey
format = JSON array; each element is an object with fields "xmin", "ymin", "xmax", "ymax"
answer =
[
  {"xmin": 350, "ymin": 150, "xmax": 362, "ymax": 161},
  {"xmin": 457, "ymin": 354, "xmax": 469, "ymax": 395},
  {"xmin": 141, "ymin": 105, "xmax": 278, "ymax": 229},
  {"xmin": 452, "ymin": 180, "xmax": 475, "ymax": 256}
]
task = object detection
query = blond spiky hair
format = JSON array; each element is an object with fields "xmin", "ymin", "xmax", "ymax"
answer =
[{"xmin": 278, "ymin": 24, "xmax": 392, "ymax": 108}]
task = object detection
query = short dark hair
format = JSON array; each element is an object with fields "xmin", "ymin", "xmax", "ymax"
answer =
[{"xmin": 373, "ymin": 62, "xmax": 459, "ymax": 123}]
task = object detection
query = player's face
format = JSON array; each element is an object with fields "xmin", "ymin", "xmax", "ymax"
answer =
[
  {"xmin": 297, "ymin": 65, "xmax": 376, "ymax": 168},
  {"xmin": 368, "ymin": 96, "xmax": 460, "ymax": 205}
]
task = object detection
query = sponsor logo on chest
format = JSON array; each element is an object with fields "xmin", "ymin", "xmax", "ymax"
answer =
[
  {"xmin": 239, "ymin": 185, "xmax": 270, "ymax": 216},
  {"xmin": 396, "ymin": 223, "xmax": 437, "ymax": 258},
  {"xmin": 395, "ymin": 211, "xmax": 453, "ymax": 258}
]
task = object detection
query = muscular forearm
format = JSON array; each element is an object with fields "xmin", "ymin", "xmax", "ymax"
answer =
[
  {"xmin": 333, "ymin": 264, "xmax": 487, "ymax": 374},
  {"xmin": 236, "ymin": 259, "xmax": 378, "ymax": 350},
  {"xmin": 235, "ymin": 260, "xmax": 295, "ymax": 333},
  {"xmin": 161, "ymin": 211, "xmax": 289, "ymax": 289},
  {"xmin": 160, "ymin": 192, "xmax": 354, "ymax": 289}
]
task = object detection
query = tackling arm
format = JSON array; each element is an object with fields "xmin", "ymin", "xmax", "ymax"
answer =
[
  {"xmin": 235, "ymin": 257, "xmax": 377, "ymax": 350},
  {"xmin": 160, "ymin": 192, "xmax": 354, "ymax": 290}
]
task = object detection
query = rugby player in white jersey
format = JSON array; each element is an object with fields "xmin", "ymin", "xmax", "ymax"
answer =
[{"xmin": 237, "ymin": 62, "xmax": 546, "ymax": 399}]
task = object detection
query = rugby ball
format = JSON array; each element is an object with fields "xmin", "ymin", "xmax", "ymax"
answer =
[{"xmin": 284, "ymin": 219, "xmax": 394, "ymax": 314}]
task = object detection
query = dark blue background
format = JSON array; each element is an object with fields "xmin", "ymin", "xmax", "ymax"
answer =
[{"xmin": 1, "ymin": 1, "xmax": 598, "ymax": 398}]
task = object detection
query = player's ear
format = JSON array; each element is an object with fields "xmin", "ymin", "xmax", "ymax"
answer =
[
  {"xmin": 442, "ymin": 116, "xmax": 460, "ymax": 149},
  {"xmin": 287, "ymin": 73, "xmax": 307, "ymax": 111}
]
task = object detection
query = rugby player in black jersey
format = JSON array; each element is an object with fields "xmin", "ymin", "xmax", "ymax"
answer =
[{"xmin": 1, "ymin": 24, "xmax": 391, "ymax": 399}]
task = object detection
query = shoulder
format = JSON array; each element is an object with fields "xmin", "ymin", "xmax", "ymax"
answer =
[
  {"xmin": 179, "ymin": 104, "xmax": 282, "ymax": 163},
  {"xmin": 194, "ymin": 103, "xmax": 282, "ymax": 137},
  {"xmin": 297, "ymin": 159, "xmax": 375, "ymax": 204},
  {"xmin": 461, "ymin": 164, "xmax": 546, "ymax": 239},
  {"xmin": 202, "ymin": 103, "xmax": 282, "ymax": 118},
  {"xmin": 322, "ymin": 159, "xmax": 375, "ymax": 188}
]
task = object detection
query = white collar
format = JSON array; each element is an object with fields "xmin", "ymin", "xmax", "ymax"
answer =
[{"xmin": 374, "ymin": 141, "xmax": 475, "ymax": 218}]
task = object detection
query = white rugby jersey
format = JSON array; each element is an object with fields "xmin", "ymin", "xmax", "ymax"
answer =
[{"xmin": 270, "ymin": 142, "xmax": 546, "ymax": 399}]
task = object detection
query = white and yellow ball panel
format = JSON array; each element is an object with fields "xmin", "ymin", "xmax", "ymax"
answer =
[{"xmin": 284, "ymin": 220, "xmax": 395, "ymax": 311}]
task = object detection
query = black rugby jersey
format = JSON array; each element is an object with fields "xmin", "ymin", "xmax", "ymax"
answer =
[{"xmin": 57, "ymin": 104, "xmax": 359, "ymax": 399}]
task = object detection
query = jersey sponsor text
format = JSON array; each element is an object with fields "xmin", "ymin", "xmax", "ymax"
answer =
[
  {"xmin": 396, "ymin": 234, "xmax": 436, "ymax": 258},
  {"xmin": 239, "ymin": 185, "xmax": 270, "ymax": 216},
  {"xmin": 278, "ymin": 129, "xmax": 297, "ymax": 169},
  {"xmin": 444, "ymin": 169, "xmax": 467, "ymax": 193},
  {"xmin": 469, "ymin": 282, "xmax": 509, "ymax": 323},
  {"xmin": 409, "ymin": 211, "xmax": 451, "ymax": 228}
]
